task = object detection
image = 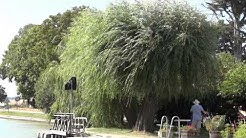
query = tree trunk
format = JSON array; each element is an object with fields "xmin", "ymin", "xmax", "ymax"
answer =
[
  {"xmin": 134, "ymin": 96, "xmax": 157, "ymax": 132},
  {"xmin": 27, "ymin": 99, "xmax": 30, "ymax": 107},
  {"xmin": 125, "ymin": 105, "xmax": 137, "ymax": 128},
  {"xmin": 123, "ymin": 99, "xmax": 138, "ymax": 128},
  {"xmin": 27, "ymin": 98, "xmax": 36, "ymax": 108},
  {"xmin": 233, "ymin": 19, "xmax": 242, "ymax": 60}
]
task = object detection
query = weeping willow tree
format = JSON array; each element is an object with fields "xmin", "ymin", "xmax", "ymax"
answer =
[
  {"xmin": 36, "ymin": 10, "xmax": 125, "ymax": 127},
  {"xmin": 35, "ymin": 62, "xmax": 62, "ymax": 113},
  {"xmin": 93, "ymin": 1, "xmax": 218, "ymax": 131},
  {"xmin": 35, "ymin": 1, "xmax": 219, "ymax": 132}
]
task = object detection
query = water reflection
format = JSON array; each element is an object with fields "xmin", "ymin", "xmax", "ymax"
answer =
[{"xmin": 0, "ymin": 118, "xmax": 51, "ymax": 138}]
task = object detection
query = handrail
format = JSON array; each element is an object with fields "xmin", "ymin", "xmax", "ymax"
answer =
[
  {"xmin": 73, "ymin": 117, "xmax": 87, "ymax": 133},
  {"xmin": 38, "ymin": 113, "xmax": 87, "ymax": 138},
  {"xmin": 159, "ymin": 115, "xmax": 168, "ymax": 138},
  {"xmin": 167, "ymin": 116, "xmax": 180, "ymax": 138}
]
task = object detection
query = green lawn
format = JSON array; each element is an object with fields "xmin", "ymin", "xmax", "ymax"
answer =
[
  {"xmin": 0, "ymin": 110, "xmax": 48, "ymax": 119},
  {"xmin": 87, "ymin": 128, "xmax": 156, "ymax": 137},
  {"xmin": 87, "ymin": 127, "xmax": 209, "ymax": 137}
]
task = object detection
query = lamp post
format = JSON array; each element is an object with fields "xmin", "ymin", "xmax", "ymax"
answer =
[
  {"xmin": 69, "ymin": 79, "xmax": 74, "ymax": 113},
  {"xmin": 65, "ymin": 77, "xmax": 77, "ymax": 113},
  {"xmin": 65, "ymin": 77, "xmax": 77, "ymax": 136}
]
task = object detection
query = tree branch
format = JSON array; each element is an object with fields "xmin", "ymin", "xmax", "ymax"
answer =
[
  {"xmin": 240, "ymin": 15, "xmax": 246, "ymax": 23},
  {"xmin": 224, "ymin": 9, "xmax": 234, "ymax": 21}
]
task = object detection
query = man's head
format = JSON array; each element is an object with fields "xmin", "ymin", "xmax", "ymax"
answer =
[{"xmin": 193, "ymin": 99, "xmax": 200, "ymax": 105}]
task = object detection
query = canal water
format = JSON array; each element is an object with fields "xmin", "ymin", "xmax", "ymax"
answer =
[{"xmin": 0, "ymin": 118, "xmax": 51, "ymax": 138}]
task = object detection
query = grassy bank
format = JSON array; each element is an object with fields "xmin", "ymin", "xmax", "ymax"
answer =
[
  {"xmin": 87, "ymin": 127, "xmax": 208, "ymax": 138},
  {"xmin": 87, "ymin": 128, "xmax": 156, "ymax": 137},
  {"xmin": 0, "ymin": 110, "xmax": 47, "ymax": 119}
]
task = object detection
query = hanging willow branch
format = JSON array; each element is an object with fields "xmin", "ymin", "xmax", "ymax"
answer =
[
  {"xmin": 43, "ymin": 1, "xmax": 219, "ymax": 127},
  {"xmin": 95, "ymin": 2, "xmax": 218, "ymax": 101}
]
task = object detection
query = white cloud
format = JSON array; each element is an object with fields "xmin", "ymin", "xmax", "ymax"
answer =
[{"xmin": 0, "ymin": 80, "xmax": 17, "ymax": 97}]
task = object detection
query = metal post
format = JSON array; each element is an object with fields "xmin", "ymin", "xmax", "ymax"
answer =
[
  {"xmin": 69, "ymin": 80, "xmax": 74, "ymax": 136},
  {"xmin": 69, "ymin": 80, "xmax": 74, "ymax": 113},
  {"xmin": 69, "ymin": 90, "xmax": 73, "ymax": 113}
]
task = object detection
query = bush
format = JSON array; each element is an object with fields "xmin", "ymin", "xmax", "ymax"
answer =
[
  {"xmin": 221, "ymin": 124, "xmax": 230, "ymax": 138},
  {"xmin": 205, "ymin": 115, "xmax": 226, "ymax": 132},
  {"xmin": 234, "ymin": 123, "xmax": 246, "ymax": 138}
]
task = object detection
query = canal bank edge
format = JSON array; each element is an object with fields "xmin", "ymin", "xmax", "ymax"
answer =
[{"xmin": 0, "ymin": 115, "xmax": 51, "ymax": 122}]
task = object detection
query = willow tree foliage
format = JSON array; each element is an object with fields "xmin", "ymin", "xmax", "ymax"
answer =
[
  {"xmin": 96, "ymin": 2, "xmax": 218, "ymax": 131},
  {"xmin": 35, "ymin": 62, "xmax": 59, "ymax": 112},
  {"xmin": 41, "ymin": 1, "xmax": 218, "ymax": 132},
  {"xmin": 48, "ymin": 10, "xmax": 125, "ymax": 127}
]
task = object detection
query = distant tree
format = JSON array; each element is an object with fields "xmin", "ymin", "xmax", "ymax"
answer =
[
  {"xmin": 207, "ymin": 0, "xmax": 246, "ymax": 60},
  {"xmin": 0, "ymin": 6, "xmax": 88, "ymax": 106},
  {"xmin": 0, "ymin": 85, "xmax": 7, "ymax": 103},
  {"xmin": 216, "ymin": 20, "xmax": 233, "ymax": 53}
]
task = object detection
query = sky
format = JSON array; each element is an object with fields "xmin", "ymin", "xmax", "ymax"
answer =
[{"xmin": 0, "ymin": 0, "xmax": 211, "ymax": 97}]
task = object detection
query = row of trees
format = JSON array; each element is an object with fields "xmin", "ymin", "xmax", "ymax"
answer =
[
  {"xmin": 0, "ymin": 0, "xmax": 246, "ymax": 132},
  {"xmin": 0, "ymin": 6, "xmax": 89, "ymax": 106}
]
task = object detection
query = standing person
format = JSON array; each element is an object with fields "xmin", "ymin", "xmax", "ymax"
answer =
[{"xmin": 190, "ymin": 99, "xmax": 208, "ymax": 136}]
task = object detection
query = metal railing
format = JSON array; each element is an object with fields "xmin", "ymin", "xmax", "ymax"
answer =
[
  {"xmin": 37, "ymin": 113, "xmax": 87, "ymax": 138},
  {"xmin": 158, "ymin": 115, "xmax": 168, "ymax": 138},
  {"xmin": 167, "ymin": 116, "xmax": 181, "ymax": 138}
]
